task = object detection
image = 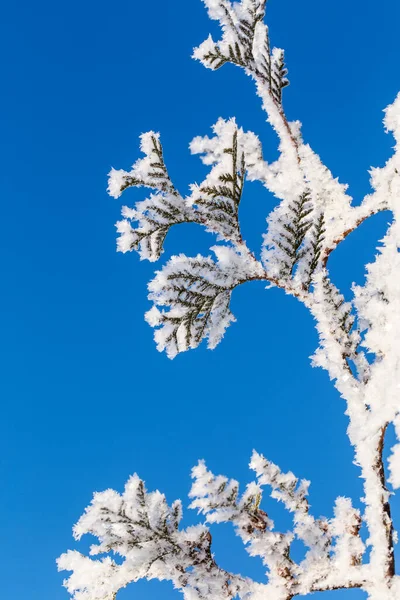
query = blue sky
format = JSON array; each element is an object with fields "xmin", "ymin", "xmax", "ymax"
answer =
[{"xmin": 0, "ymin": 1, "xmax": 399, "ymax": 599}]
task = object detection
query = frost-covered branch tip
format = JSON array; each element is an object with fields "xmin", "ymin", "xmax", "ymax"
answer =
[
  {"xmin": 58, "ymin": 471, "xmax": 248, "ymax": 600},
  {"xmin": 194, "ymin": 0, "xmax": 393, "ymax": 257},
  {"xmin": 194, "ymin": 0, "xmax": 288, "ymax": 105},
  {"xmin": 60, "ymin": 453, "xmax": 375, "ymax": 600},
  {"xmin": 145, "ymin": 246, "xmax": 265, "ymax": 359},
  {"xmin": 108, "ymin": 119, "xmax": 267, "ymax": 263},
  {"xmin": 193, "ymin": 0, "xmax": 299, "ymax": 157},
  {"xmin": 108, "ymin": 132, "xmax": 195, "ymax": 261}
]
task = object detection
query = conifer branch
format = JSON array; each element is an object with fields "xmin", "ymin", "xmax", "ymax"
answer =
[
  {"xmin": 60, "ymin": 455, "xmax": 370, "ymax": 600},
  {"xmin": 304, "ymin": 213, "xmax": 326, "ymax": 288},
  {"xmin": 145, "ymin": 248, "xmax": 267, "ymax": 358},
  {"xmin": 190, "ymin": 123, "xmax": 250, "ymax": 243},
  {"xmin": 194, "ymin": 0, "xmax": 299, "ymax": 157},
  {"xmin": 108, "ymin": 133, "xmax": 178, "ymax": 197},
  {"xmin": 194, "ymin": 0, "xmax": 288, "ymax": 108},
  {"xmin": 108, "ymin": 132, "xmax": 197, "ymax": 261},
  {"xmin": 79, "ymin": 2, "xmax": 400, "ymax": 598},
  {"xmin": 109, "ymin": 120, "xmax": 267, "ymax": 259},
  {"xmin": 268, "ymin": 190, "xmax": 313, "ymax": 279},
  {"xmin": 318, "ymin": 277, "xmax": 356, "ymax": 358},
  {"xmin": 195, "ymin": 0, "xmax": 394, "ymax": 263},
  {"xmin": 58, "ymin": 474, "xmax": 248, "ymax": 600}
]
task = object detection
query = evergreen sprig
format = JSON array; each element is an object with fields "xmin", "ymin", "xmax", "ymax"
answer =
[
  {"xmin": 68, "ymin": 474, "xmax": 228, "ymax": 595},
  {"xmin": 121, "ymin": 135, "xmax": 177, "ymax": 195},
  {"xmin": 201, "ymin": 45, "xmax": 230, "ymax": 70},
  {"xmin": 116, "ymin": 194, "xmax": 195, "ymax": 261},
  {"xmin": 203, "ymin": 41, "xmax": 247, "ymax": 69},
  {"xmin": 194, "ymin": 130, "xmax": 246, "ymax": 242},
  {"xmin": 320, "ymin": 277, "xmax": 356, "ymax": 358},
  {"xmin": 270, "ymin": 48, "xmax": 289, "ymax": 105},
  {"xmin": 236, "ymin": 0, "xmax": 267, "ymax": 61},
  {"xmin": 146, "ymin": 256, "xmax": 240, "ymax": 358},
  {"xmin": 109, "ymin": 133, "xmax": 196, "ymax": 261},
  {"xmin": 272, "ymin": 190, "xmax": 313, "ymax": 278},
  {"xmin": 89, "ymin": 479, "xmax": 182, "ymax": 554},
  {"xmin": 305, "ymin": 213, "xmax": 326, "ymax": 288},
  {"xmin": 195, "ymin": 0, "xmax": 289, "ymax": 106},
  {"xmin": 190, "ymin": 461, "xmax": 270, "ymax": 532},
  {"xmin": 189, "ymin": 459, "xmax": 295, "ymax": 580}
]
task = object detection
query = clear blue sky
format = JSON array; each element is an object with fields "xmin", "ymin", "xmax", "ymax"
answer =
[{"xmin": 0, "ymin": 1, "xmax": 399, "ymax": 599}]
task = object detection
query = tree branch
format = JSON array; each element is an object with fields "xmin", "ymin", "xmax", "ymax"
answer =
[{"xmin": 375, "ymin": 423, "xmax": 396, "ymax": 579}]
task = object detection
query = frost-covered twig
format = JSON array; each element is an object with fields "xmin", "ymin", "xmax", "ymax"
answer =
[
  {"xmin": 108, "ymin": 120, "xmax": 266, "ymax": 261},
  {"xmin": 145, "ymin": 247, "xmax": 265, "ymax": 358},
  {"xmin": 58, "ymin": 474, "xmax": 250, "ymax": 600},
  {"xmin": 108, "ymin": 132, "xmax": 197, "ymax": 261},
  {"xmin": 194, "ymin": 0, "xmax": 392, "ymax": 266}
]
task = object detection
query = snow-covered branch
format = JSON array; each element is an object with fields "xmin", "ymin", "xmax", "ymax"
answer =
[
  {"xmin": 194, "ymin": 0, "xmax": 299, "ymax": 158},
  {"xmin": 145, "ymin": 246, "xmax": 265, "ymax": 358},
  {"xmin": 58, "ymin": 474, "xmax": 247, "ymax": 600},
  {"xmin": 195, "ymin": 0, "xmax": 393, "ymax": 268},
  {"xmin": 67, "ymin": 2, "xmax": 400, "ymax": 599},
  {"xmin": 108, "ymin": 120, "xmax": 266, "ymax": 261},
  {"xmin": 189, "ymin": 456, "xmax": 296, "ymax": 586},
  {"xmin": 60, "ymin": 453, "xmax": 376, "ymax": 600},
  {"xmin": 108, "ymin": 132, "xmax": 195, "ymax": 261},
  {"xmin": 189, "ymin": 118, "xmax": 263, "ymax": 244}
]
